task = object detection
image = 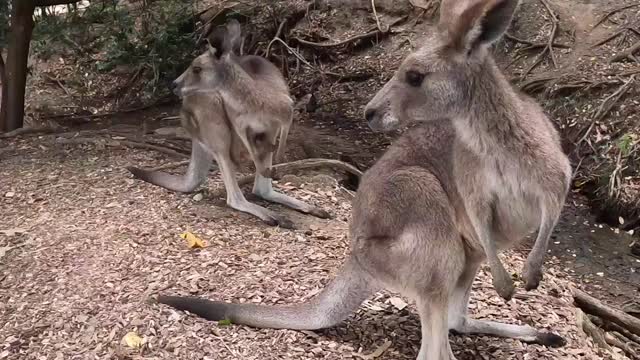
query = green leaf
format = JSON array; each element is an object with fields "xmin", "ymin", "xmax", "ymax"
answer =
[{"xmin": 217, "ymin": 319, "xmax": 232, "ymax": 326}]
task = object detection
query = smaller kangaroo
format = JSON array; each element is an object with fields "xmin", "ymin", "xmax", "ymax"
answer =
[
  {"xmin": 152, "ymin": 1, "xmax": 571, "ymax": 359},
  {"xmin": 127, "ymin": 20, "xmax": 329, "ymax": 228}
]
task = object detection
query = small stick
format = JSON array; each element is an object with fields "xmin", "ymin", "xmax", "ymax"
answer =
[{"xmin": 371, "ymin": 0, "xmax": 385, "ymax": 33}]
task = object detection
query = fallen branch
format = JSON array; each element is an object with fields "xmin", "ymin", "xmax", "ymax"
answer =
[
  {"xmin": 605, "ymin": 332, "xmax": 640, "ymax": 360},
  {"xmin": 0, "ymin": 126, "xmax": 62, "ymax": 138},
  {"xmin": 55, "ymin": 137, "xmax": 189, "ymax": 158},
  {"xmin": 576, "ymin": 308, "xmax": 614, "ymax": 352},
  {"xmin": 594, "ymin": 3, "xmax": 640, "ymax": 28},
  {"xmin": 610, "ymin": 40, "xmax": 640, "ymax": 63},
  {"xmin": 211, "ymin": 158, "xmax": 364, "ymax": 198},
  {"xmin": 573, "ymin": 288, "xmax": 640, "ymax": 338}
]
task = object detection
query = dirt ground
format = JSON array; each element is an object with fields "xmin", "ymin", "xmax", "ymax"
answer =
[{"xmin": 2, "ymin": 0, "xmax": 640, "ymax": 359}]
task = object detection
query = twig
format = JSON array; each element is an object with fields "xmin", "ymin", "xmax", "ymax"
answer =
[
  {"xmin": 594, "ymin": 3, "xmax": 640, "ymax": 28},
  {"xmin": 42, "ymin": 74, "xmax": 71, "ymax": 96},
  {"xmin": 504, "ymin": 33, "xmax": 570, "ymax": 49},
  {"xmin": 520, "ymin": 0, "xmax": 560, "ymax": 80},
  {"xmin": 291, "ymin": 16, "xmax": 406, "ymax": 49},
  {"xmin": 610, "ymin": 40, "xmax": 640, "ymax": 63},
  {"xmin": 211, "ymin": 158, "xmax": 364, "ymax": 198},
  {"xmin": 371, "ymin": 0, "xmax": 385, "ymax": 33},
  {"xmin": 575, "ymin": 75, "xmax": 636, "ymax": 148},
  {"xmin": 292, "ymin": 29, "xmax": 385, "ymax": 49},
  {"xmin": 266, "ymin": 20, "xmax": 287, "ymax": 57},
  {"xmin": 593, "ymin": 24, "xmax": 640, "ymax": 47}
]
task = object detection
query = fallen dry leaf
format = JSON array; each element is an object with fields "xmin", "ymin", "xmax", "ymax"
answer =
[
  {"xmin": 354, "ymin": 340, "xmax": 392, "ymax": 359},
  {"xmin": 122, "ymin": 331, "xmax": 143, "ymax": 349},
  {"xmin": 180, "ymin": 231, "xmax": 205, "ymax": 249},
  {"xmin": 409, "ymin": 0, "xmax": 432, "ymax": 9},
  {"xmin": 388, "ymin": 297, "xmax": 408, "ymax": 311}
]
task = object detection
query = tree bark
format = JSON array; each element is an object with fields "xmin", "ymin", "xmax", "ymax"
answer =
[
  {"xmin": 0, "ymin": 50, "xmax": 7, "ymax": 131},
  {"xmin": 5, "ymin": 0, "xmax": 36, "ymax": 131}
]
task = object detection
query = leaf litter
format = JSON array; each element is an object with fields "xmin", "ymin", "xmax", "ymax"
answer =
[{"xmin": 0, "ymin": 137, "xmax": 627, "ymax": 360}]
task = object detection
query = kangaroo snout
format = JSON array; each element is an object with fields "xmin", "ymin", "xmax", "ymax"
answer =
[
  {"xmin": 170, "ymin": 80, "xmax": 181, "ymax": 97},
  {"xmin": 364, "ymin": 106, "xmax": 398, "ymax": 133}
]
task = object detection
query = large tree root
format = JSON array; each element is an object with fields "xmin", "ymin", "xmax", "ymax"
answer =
[{"xmin": 573, "ymin": 288, "xmax": 640, "ymax": 338}]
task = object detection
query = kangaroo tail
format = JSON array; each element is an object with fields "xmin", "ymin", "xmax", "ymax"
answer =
[
  {"xmin": 127, "ymin": 141, "xmax": 213, "ymax": 193},
  {"xmin": 157, "ymin": 258, "xmax": 376, "ymax": 330}
]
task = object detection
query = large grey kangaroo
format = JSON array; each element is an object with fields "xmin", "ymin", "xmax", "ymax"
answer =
[
  {"xmin": 127, "ymin": 20, "xmax": 329, "ymax": 229},
  {"xmin": 153, "ymin": 0, "xmax": 571, "ymax": 359}
]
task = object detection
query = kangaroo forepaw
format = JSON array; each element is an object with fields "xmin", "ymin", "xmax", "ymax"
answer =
[
  {"xmin": 308, "ymin": 207, "xmax": 331, "ymax": 219},
  {"xmin": 522, "ymin": 263, "xmax": 543, "ymax": 291},
  {"xmin": 263, "ymin": 214, "xmax": 295, "ymax": 229},
  {"xmin": 534, "ymin": 332, "xmax": 566, "ymax": 347},
  {"xmin": 493, "ymin": 274, "xmax": 515, "ymax": 301}
]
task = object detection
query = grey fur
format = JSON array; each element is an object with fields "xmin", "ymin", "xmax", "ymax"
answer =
[
  {"xmin": 155, "ymin": 1, "xmax": 571, "ymax": 359},
  {"xmin": 127, "ymin": 21, "xmax": 329, "ymax": 228}
]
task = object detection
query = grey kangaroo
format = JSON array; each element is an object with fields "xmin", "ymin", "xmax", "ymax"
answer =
[
  {"xmin": 127, "ymin": 20, "xmax": 329, "ymax": 229},
  {"xmin": 153, "ymin": 0, "xmax": 571, "ymax": 359}
]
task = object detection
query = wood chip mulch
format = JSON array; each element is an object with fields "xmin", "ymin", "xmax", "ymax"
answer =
[{"xmin": 0, "ymin": 139, "xmax": 624, "ymax": 359}]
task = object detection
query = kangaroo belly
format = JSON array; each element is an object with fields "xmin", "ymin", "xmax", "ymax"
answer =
[{"xmin": 492, "ymin": 194, "xmax": 540, "ymax": 249}]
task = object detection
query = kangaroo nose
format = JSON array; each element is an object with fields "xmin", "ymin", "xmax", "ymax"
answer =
[{"xmin": 364, "ymin": 108, "xmax": 376, "ymax": 122}]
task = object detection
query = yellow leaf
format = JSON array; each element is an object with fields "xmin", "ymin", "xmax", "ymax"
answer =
[
  {"xmin": 180, "ymin": 231, "xmax": 205, "ymax": 248},
  {"xmin": 122, "ymin": 332, "xmax": 143, "ymax": 348}
]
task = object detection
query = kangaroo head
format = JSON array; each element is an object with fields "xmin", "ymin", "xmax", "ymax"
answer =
[
  {"xmin": 171, "ymin": 19, "xmax": 243, "ymax": 97},
  {"xmin": 364, "ymin": 0, "xmax": 519, "ymax": 132}
]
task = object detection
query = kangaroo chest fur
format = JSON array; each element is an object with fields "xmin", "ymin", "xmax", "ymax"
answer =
[{"xmin": 454, "ymin": 145, "xmax": 541, "ymax": 249}]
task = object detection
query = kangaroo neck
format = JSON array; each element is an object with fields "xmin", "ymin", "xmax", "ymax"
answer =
[{"xmin": 453, "ymin": 59, "xmax": 528, "ymax": 157}]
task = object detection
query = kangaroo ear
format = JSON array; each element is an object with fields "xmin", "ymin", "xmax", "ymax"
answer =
[
  {"xmin": 207, "ymin": 26, "xmax": 228, "ymax": 59},
  {"xmin": 225, "ymin": 19, "xmax": 242, "ymax": 54},
  {"xmin": 440, "ymin": 0, "xmax": 519, "ymax": 54}
]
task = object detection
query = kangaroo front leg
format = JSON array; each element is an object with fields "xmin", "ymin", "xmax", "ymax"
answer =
[
  {"xmin": 416, "ymin": 294, "xmax": 455, "ymax": 360},
  {"xmin": 252, "ymin": 154, "xmax": 330, "ymax": 219},
  {"xmin": 522, "ymin": 203, "xmax": 562, "ymax": 290},
  {"xmin": 215, "ymin": 153, "xmax": 295, "ymax": 229},
  {"xmin": 468, "ymin": 213, "xmax": 514, "ymax": 300}
]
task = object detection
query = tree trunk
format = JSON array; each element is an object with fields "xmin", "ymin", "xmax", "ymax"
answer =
[
  {"xmin": 0, "ymin": 50, "xmax": 7, "ymax": 131},
  {"xmin": 5, "ymin": 0, "xmax": 36, "ymax": 132}
]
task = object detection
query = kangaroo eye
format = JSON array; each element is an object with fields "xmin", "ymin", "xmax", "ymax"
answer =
[
  {"xmin": 192, "ymin": 66, "xmax": 202, "ymax": 74},
  {"xmin": 405, "ymin": 70, "xmax": 425, "ymax": 87}
]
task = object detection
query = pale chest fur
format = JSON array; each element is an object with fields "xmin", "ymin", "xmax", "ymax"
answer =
[{"xmin": 454, "ymin": 144, "xmax": 542, "ymax": 249}]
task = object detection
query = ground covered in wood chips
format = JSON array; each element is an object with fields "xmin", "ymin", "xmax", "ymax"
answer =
[{"xmin": 0, "ymin": 134, "xmax": 638, "ymax": 360}]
